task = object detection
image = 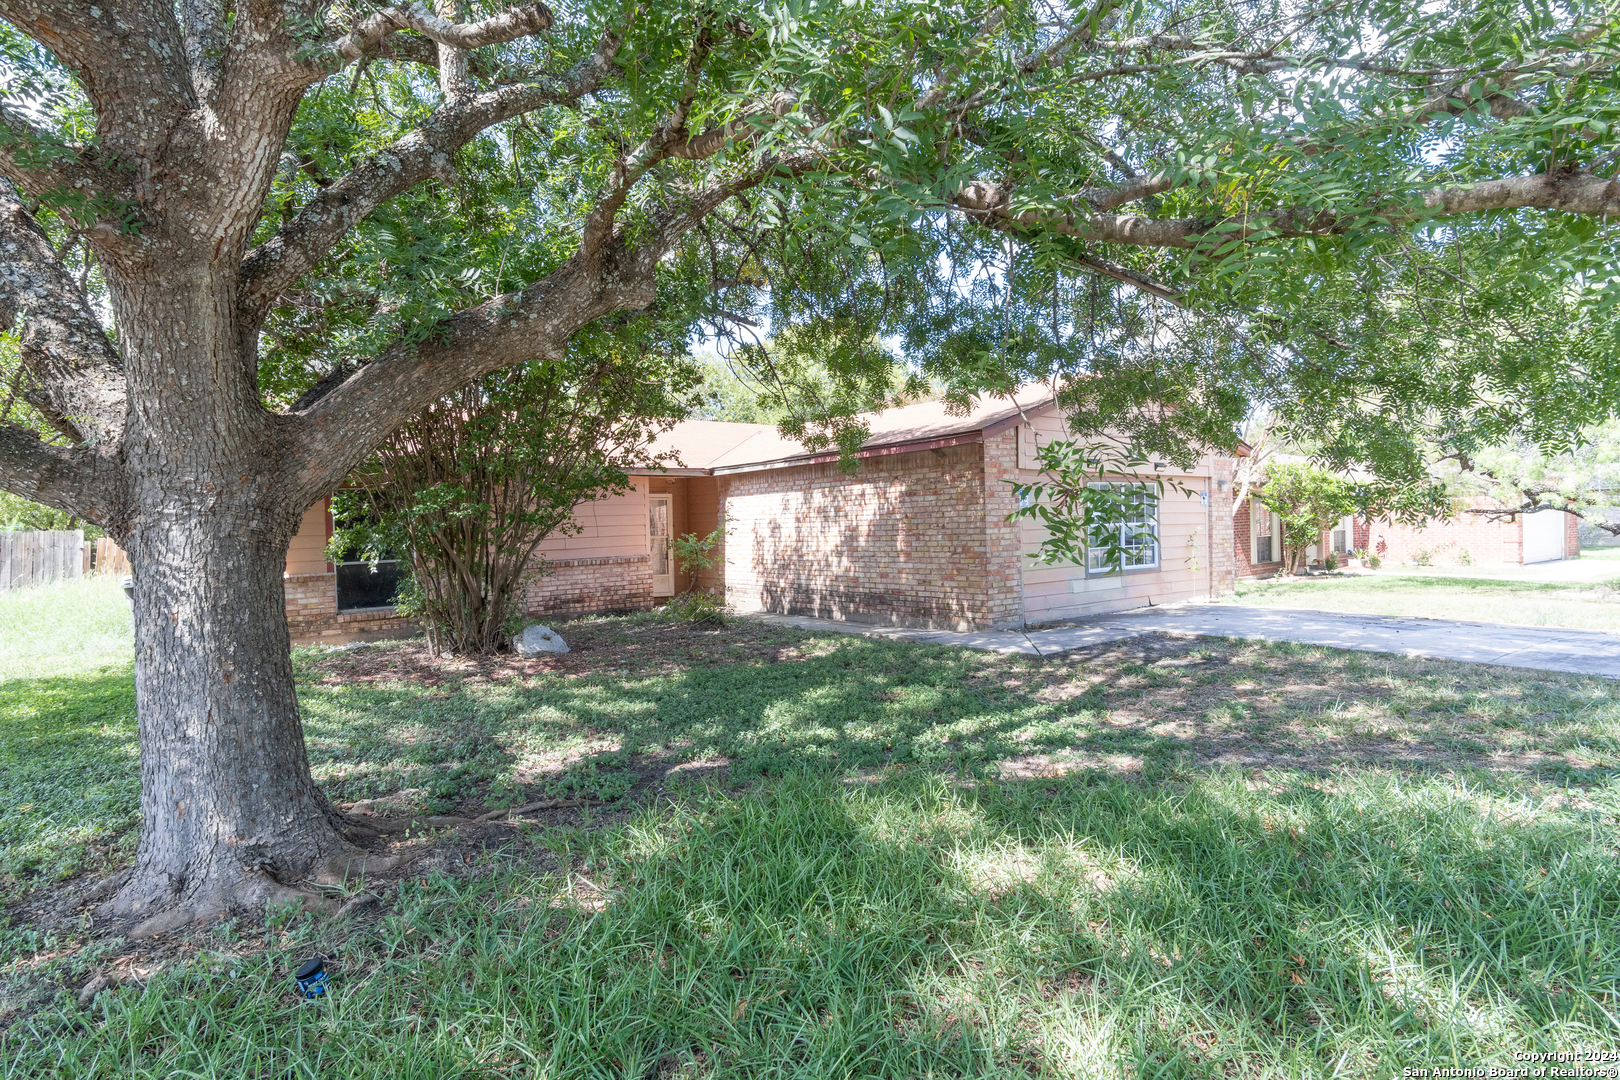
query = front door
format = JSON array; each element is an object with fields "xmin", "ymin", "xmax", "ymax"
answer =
[{"xmin": 649, "ymin": 494, "xmax": 674, "ymax": 596}]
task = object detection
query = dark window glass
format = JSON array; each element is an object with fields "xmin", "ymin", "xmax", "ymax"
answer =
[
  {"xmin": 336, "ymin": 560, "xmax": 404, "ymax": 611},
  {"xmin": 1255, "ymin": 536, "xmax": 1273, "ymax": 563}
]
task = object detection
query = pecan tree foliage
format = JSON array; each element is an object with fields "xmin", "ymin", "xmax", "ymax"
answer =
[
  {"xmin": 1445, "ymin": 420, "xmax": 1620, "ymax": 533},
  {"xmin": 1, "ymin": 0, "xmax": 1618, "ymax": 929}
]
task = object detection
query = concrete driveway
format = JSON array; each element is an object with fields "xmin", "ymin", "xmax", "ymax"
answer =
[{"xmin": 754, "ymin": 604, "xmax": 1620, "ymax": 678}]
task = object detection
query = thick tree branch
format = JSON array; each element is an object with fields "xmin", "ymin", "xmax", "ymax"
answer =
[
  {"xmin": 435, "ymin": 0, "xmax": 472, "ymax": 100},
  {"xmin": 287, "ymin": 155, "xmax": 804, "ymax": 503},
  {"xmin": 348, "ymin": 30, "xmax": 530, "ymax": 83},
  {"xmin": 0, "ymin": 424, "xmax": 126, "ymax": 524},
  {"xmin": 287, "ymin": 257, "xmax": 637, "ymax": 501},
  {"xmin": 0, "ymin": 102, "xmax": 123, "ymax": 206},
  {"xmin": 329, "ymin": 1, "xmax": 555, "ymax": 65},
  {"xmin": 0, "ymin": 0, "xmax": 195, "ymax": 159},
  {"xmin": 953, "ymin": 170, "xmax": 1620, "ymax": 249},
  {"xmin": 1076, "ymin": 173, "xmax": 1177, "ymax": 212},
  {"xmin": 0, "ymin": 180, "xmax": 126, "ymax": 445},
  {"xmin": 238, "ymin": 30, "xmax": 624, "ymax": 327},
  {"xmin": 178, "ymin": 0, "xmax": 229, "ymax": 101}
]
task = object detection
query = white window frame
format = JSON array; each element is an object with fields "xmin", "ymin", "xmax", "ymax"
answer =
[
  {"xmin": 1250, "ymin": 499, "xmax": 1280, "ymax": 565},
  {"xmin": 1330, "ymin": 515, "xmax": 1353, "ymax": 555},
  {"xmin": 1085, "ymin": 482, "xmax": 1160, "ymax": 575}
]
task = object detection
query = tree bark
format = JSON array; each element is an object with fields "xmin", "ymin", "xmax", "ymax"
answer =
[
  {"xmin": 110, "ymin": 498, "xmax": 362, "ymax": 933},
  {"xmin": 97, "ymin": 256, "xmax": 377, "ymax": 932}
]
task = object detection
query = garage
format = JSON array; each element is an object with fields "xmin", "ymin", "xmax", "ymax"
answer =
[{"xmin": 1521, "ymin": 509, "xmax": 1568, "ymax": 563}]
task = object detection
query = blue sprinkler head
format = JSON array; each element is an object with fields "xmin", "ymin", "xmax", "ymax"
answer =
[{"xmin": 294, "ymin": 957, "xmax": 328, "ymax": 999}]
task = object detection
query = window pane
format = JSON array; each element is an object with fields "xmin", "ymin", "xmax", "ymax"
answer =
[
  {"xmin": 1086, "ymin": 482, "xmax": 1159, "ymax": 572},
  {"xmin": 337, "ymin": 560, "xmax": 404, "ymax": 611},
  {"xmin": 1122, "ymin": 522, "xmax": 1157, "ymax": 566}
]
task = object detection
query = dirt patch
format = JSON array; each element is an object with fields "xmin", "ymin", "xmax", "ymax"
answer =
[{"xmin": 300, "ymin": 615, "xmax": 818, "ymax": 688}]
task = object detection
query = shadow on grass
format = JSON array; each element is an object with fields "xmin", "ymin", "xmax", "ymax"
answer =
[
  {"xmin": 294, "ymin": 634, "xmax": 1620, "ymax": 811},
  {"xmin": 20, "ymin": 771, "xmax": 1617, "ymax": 1077},
  {"xmin": 0, "ymin": 666, "xmax": 138, "ymax": 892}
]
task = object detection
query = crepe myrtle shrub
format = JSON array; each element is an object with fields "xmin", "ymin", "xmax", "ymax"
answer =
[
  {"xmin": 1006, "ymin": 439, "xmax": 1194, "ymax": 572},
  {"xmin": 6, "ymin": 0, "xmax": 1620, "ymax": 931},
  {"xmin": 331, "ymin": 332, "xmax": 695, "ymax": 657}
]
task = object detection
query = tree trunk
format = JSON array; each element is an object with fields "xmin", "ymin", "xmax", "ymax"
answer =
[
  {"xmin": 105, "ymin": 496, "xmax": 363, "ymax": 933},
  {"xmin": 93, "ymin": 260, "xmax": 379, "ymax": 934}
]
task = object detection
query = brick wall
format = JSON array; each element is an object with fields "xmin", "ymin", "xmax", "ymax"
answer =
[
  {"xmin": 1567, "ymin": 510, "xmax": 1582, "ymax": 558},
  {"xmin": 284, "ymin": 572, "xmax": 414, "ymax": 642},
  {"xmin": 981, "ymin": 428, "xmax": 1025, "ymax": 628},
  {"xmin": 1366, "ymin": 497, "xmax": 1523, "ymax": 566},
  {"xmin": 719, "ymin": 442, "xmax": 993, "ymax": 630},
  {"xmin": 1233, "ymin": 496, "xmax": 1285, "ymax": 580},
  {"xmin": 521, "ymin": 554, "xmax": 652, "ymax": 617}
]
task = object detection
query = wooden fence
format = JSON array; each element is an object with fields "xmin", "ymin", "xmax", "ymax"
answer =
[
  {"xmin": 0, "ymin": 531, "xmax": 132, "ymax": 589},
  {"xmin": 0, "ymin": 529, "xmax": 84, "ymax": 589},
  {"xmin": 90, "ymin": 537, "xmax": 130, "ymax": 577}
]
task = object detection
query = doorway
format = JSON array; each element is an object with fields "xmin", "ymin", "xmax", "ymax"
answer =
[{"xmin": 649, "ymin": 494, "xmax": 674, "ymax": 596}]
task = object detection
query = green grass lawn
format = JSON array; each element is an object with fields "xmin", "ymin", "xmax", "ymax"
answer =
[
  {"xmin": 0, "ymin": 575, "xmax": 133, "ymax": 683},
  {"xmin": 1235, "ymin": 561, "xmax": 1620, "ymax": 631},
  {"xmin": 2, "ymin": 599, "xmax": 1618, "ymax": 1077}
]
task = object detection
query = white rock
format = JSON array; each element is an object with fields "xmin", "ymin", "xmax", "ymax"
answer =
[{"xmin": 516, "ymin": 623, "xmax": 569, "ymax": 656}]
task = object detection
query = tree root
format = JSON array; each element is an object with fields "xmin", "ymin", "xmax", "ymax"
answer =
[
  {"xmin": 475, "ymin": 796, "xmax": 596, "ymax": 821},
  {"xmin": 124, "ymin": 881, "xmax": 339, "ymax": 940},
  {"xmin": 336, "ymin": 796, "xmax": 597, "ymax": 835},
  {"xmin": 102, "ymin": 797, "xmax": 594, "ymax": 940}
]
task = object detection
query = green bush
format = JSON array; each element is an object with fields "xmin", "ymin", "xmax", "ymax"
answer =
[{"xmin": 662, "ymin": 527, "xmax": 730, "ymax": 623}]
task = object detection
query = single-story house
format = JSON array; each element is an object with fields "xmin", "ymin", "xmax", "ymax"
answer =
[
  {"xmin": 1361, "ymin": 497, "xmax": 1580, "ymax": 567},
  {"xmin": 282, "ymin": 391, "xmax": 1242, "ymax": 642},
  {"xmin": 1232, "ymin": 489, "xmax": 1579, "ymax": 579}
]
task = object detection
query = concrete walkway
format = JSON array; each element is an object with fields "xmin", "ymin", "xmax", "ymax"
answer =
[{"xmin": 752, "ymin": 604, "xmax": 1620, "ymax": 678}]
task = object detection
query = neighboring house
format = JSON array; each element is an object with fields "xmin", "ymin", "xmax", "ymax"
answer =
[
  {"xmin": 281, "ymin": 391, "xmax": 1242, "ymax": 641},
  {"xmin": 1231, "ymin": 486, "xmax": 1580, "ymax": 578},
  {"xmin": 1362, "ymin": 497, "xmax": 1579, "ymax": 566}
]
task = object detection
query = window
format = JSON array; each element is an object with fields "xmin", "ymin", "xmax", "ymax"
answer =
[
  {"xmin": 1086, "ymin": 483, "xmax": 1159, "ymax": 574},
  {"xmin": 1251, "ymin": 499, "xmax": 1276, "ymax": 564},
  {"xmin": 334, "ymin": 544, "xmax": 405, "ymax": 612},
  {"xmin": 1331, "ymin": 516, "xmax": 1352, "ymax": 554}
]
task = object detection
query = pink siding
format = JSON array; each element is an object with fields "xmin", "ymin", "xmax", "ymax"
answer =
[
  {"xmin": 1010, "ymin": 412, "xmax": 1231, "ymax": 624},
  {"xmin": 537, "ymin": 480, "xmax": 649, "ymax": 560},
  {"xmin": 285, "ymin": 498, "xmax": 331, "ymax": 576}
]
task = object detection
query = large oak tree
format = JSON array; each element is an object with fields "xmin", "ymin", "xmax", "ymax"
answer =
[{"xmin": 1, "ymin": 0, "xmax": 1617, "ymax": 931}]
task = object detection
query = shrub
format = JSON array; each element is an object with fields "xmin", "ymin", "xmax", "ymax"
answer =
[
  {"xmin": 663, "ymin": 527, "xmax": 730, "ymax": 623},
  {"xmin": 331, "ymin": 338, "xmax": 696, "ymax": 656}
]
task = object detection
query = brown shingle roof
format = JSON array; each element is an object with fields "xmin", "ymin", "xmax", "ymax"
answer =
[{"xmin": 644, "ymin": 389, "xmax": 1059, "ymax": 474}]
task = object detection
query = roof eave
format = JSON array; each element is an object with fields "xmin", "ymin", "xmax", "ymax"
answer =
[{"xmin": 710, "ymin": 431, "xmax": 986, "ymax": 475}]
